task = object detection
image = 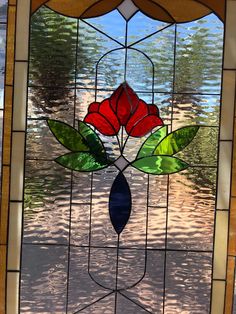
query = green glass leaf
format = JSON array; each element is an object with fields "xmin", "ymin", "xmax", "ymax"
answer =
[
  {"xmin": 132, "ymin": 156, "xmax": 189, "ymax": 175},
  {"xmin": 137, "ymin": 126, "xmax": 168, "ymax": 158},
  {"xmin": 78, "ymin": 121, "xmax": 105, "ymax": 155},
  {"xmin": 56, "ymin": 152, "xmax": 110, "ymax": 172},
  {"xmin": 154, "ymin": 126, "xmax": 199, "ymax": 156},
  {"xmin": 47, "ymin": 119, "xmax": 89, "ymax": 152}
]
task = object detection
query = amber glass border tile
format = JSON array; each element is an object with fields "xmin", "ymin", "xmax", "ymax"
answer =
[
  {"xmin": 2, "ymin": 86, "xmax": 13, "ymax": 165},
  {"xmin": 5, "ymin": 6, "xmax": 16, "ymax": 86}
]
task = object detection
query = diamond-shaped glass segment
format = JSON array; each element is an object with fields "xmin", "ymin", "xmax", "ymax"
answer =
[
  {"xmin": 118, "ymin": 0, "xmax": 139, "ymax": 21},
  {"xmin": 114, "ymin": 155, "xmax": 129, "ymax": 171}
]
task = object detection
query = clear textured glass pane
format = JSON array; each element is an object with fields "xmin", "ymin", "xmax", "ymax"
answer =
[
  {"xmin": 126, "ymin": 49, "xmax": 154, "ymax": 92},
  {"xmin": 73, "ymin": 171, "xmax": 91, "ymax": 201},
  {"xmin": 28, "ymin": 87, "xmax": 75, "ymax": 123},
  {"xmin": 117, "ymin": 249, "xmax": 146, "ymax": 290},
  {"xmin": 71, "ymin": 203, "xmax": 90, "ymax": 246},
  {"xmin": 26, "ymin": 119, "xmax": 69, "ymax": 160},
  {"xmin": 76, "ymin": 88, "xmax": 96, "ymax": 121},
  {"xmin": 155, "ymin": 93, "xmax": 172, "ymax": 125},
  {"xmin": 133, "ymin": 25, "xmax": 175, "ymax": 92},
  {"xmin": 176, "ymin": 127, "xmax": 218, "ymax": 166},
  {"xmin": 137, "ymin": 92, "xmax": 153, "ymax": 104},
  {"xmin": 0, "ymin": 0, "xmax": 7, "ymax": 23},
  {"xmin": 76, "ymin": 20, "xmax": 121, "ymax": 89},
  {"xmin": 71, "ymin": 173, "xmax": 91, "ymax": 246},
  {"xmin": 96, "ymin": 89, "xmax": 113, "ymax": 102},
  {"xmin": 20, "ymin": 245, "xmax": 68, "ymax": 313},
  {"xmin": 77, "ymin": 293, "xmax": 115, "ymax": 313},
  {"xmin": 23, "ymin": 160, "xmax": 71, "ymax": 244},
  {"xmin": 127, "ymin": 11, "xmax": 170, "ymax": 46},
  {"xmin": 167, "ymin": 168, "xmax": 216, "ymax": 250},
  {"xmin": 172, "ymin": 94, "xmax": 220, "ymax": 127},
  {"xmin": 68, "ymin": 247, "xmax": 112, "ymax": 313},
  {"xmin": 147, "ymin": 207, "xmax": 166, "ymax": 249},
  {"xmin": 123, "ymin": 251, "xmax": 165, "ymax": 313},
  {"xmin": 84, "ymin": 10, "xmax": 126, "ymax": 45},
  {"xmin": 90, "ymin": 166, "xmax": 119, "ymax": 247},
  {"xmin": 29, "ymin": 6, "xmax": 77, "ymax": 88},
  {"xmin": 116, "ymin": 293, "xmax": 148, "ymax": 313},
  {"xmin": 165, "ymin": 252, "xmax": 212, "ymax": 313},
  {"xmin": 89, "ymin": 247, "xmax": 117, "ymax": 290},
  {"xmin": 120, "ymin": 167, "xmax": 148, "ymax": 248},
  {"xmin": 175, "ymin": 14, "xmax": 223, "ymax": 94},
  {"xmin": 123, "ymin": 131, "xmax": 150, "ymax": 162},
  {"xmin": 149, "ymin": 175, "xmax": 168, "ymax": 208},
  {"xmin": 96, "ymin": 49, "xmax": 126, "ymax": 90}
]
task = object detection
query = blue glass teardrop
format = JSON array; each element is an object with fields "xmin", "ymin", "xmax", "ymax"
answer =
[{"xmin": 109, "ymin": 172, "xmax": 132, "ymax": 234}]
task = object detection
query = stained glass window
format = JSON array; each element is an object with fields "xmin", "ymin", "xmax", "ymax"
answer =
[
  {"xmin": 18, "ymin": 1, "xmax": 226, "ymax": 313},
  {"xmin": 0, "ymin": 0, "xmax": 7, "ymax": 186}
]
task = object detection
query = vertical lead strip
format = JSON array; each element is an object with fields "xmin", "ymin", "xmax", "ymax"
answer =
[
  {"xmin": 65, "ymin": 18, "xmax": 80, "ymax": 314},
  {"xmin": 114, "ymin": 234, "xmax": 120, "ymax": 314},
  {"xmin": 124, "ymin": 21, "xmax": 128, "ymax": 82}
]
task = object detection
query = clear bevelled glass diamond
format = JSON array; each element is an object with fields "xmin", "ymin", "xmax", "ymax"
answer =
[
  {"xmin": 118, "ymin": 0, "xmax": 139, "ymax": 21},
  {"xmin": 114, "ymin": 155, "xmax": 129, "ymax": 171}
]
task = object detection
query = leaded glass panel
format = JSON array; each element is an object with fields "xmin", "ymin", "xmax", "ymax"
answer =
[{"xmin": 20, "ymin": 3, "xmax": 224, "ymax": 313}]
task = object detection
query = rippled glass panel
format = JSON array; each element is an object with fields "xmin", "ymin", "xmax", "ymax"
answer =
[
  {"xmin": 20, "ymin": 245, "xmax": 68, "ymax": 313},
  {"xmin": 29, "ymin": 7, "xmax": 77, "ymax": 88},
  {"xmin": 23, "ymin": 160, "xmax": 71, "ymax": 244},
  {"xmin": 165, "ymin": 252, "xmax": 212, "ymax": 313},
  {"xmin": 76, "ymin": 20, "xmax": 121, "ymax": 89},
  {"xmin": 175, "ymin": 15, "xmax": 223, "ymax": 94},
  {"xmin": 21, "ymin": 4, "xmax": 224, "ymax": 313},
  {"xmin": 133, "ymin": 25, "xmax": 175, "ymax": 93},
  {"xmin": 85, "ymin": 10, "xmax": 126, "ymax": 46},
  {"xmin": 0, "ymin": 1, "xmax": 7, "ymax": 22}
]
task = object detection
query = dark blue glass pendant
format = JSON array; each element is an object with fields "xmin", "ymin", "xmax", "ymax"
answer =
[{"xmin": 109, "ymin": 171, "xmax": 132, "ymax": 234}]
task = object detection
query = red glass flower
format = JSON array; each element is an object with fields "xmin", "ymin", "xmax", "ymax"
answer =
[{"xmin": 84, "ymin": 83, "xmax": 163, "ymax": 137}]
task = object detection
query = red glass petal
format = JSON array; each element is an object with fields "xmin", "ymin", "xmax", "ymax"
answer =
[
  {"xmin": 88, "ymin": 102, "xmax": 100, "ymax": 113},
  {"xmin": 148, "ymin": 104, "xmax": 159, "ymax": 115},
  {"xmin": 128, "ymin": 115, "xmax": 164, "ymax": 137},
  {"xmin": 84, "ymin": 113, "xmax": 119, "ymax": 136},
  {"xmin": 125, "ymin": 100, "xmax": 149, "ymax": 134},
  {"xmin": 110, "ymin": 83, "xmax": 139, "ymax": 125},
  {"xmin": 110, "ymin": 84, "xmax": 123, "ymax": 112},
  {"xmin": 99, "ymin": 99, "xmax": 120, "ymax": 132}
]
